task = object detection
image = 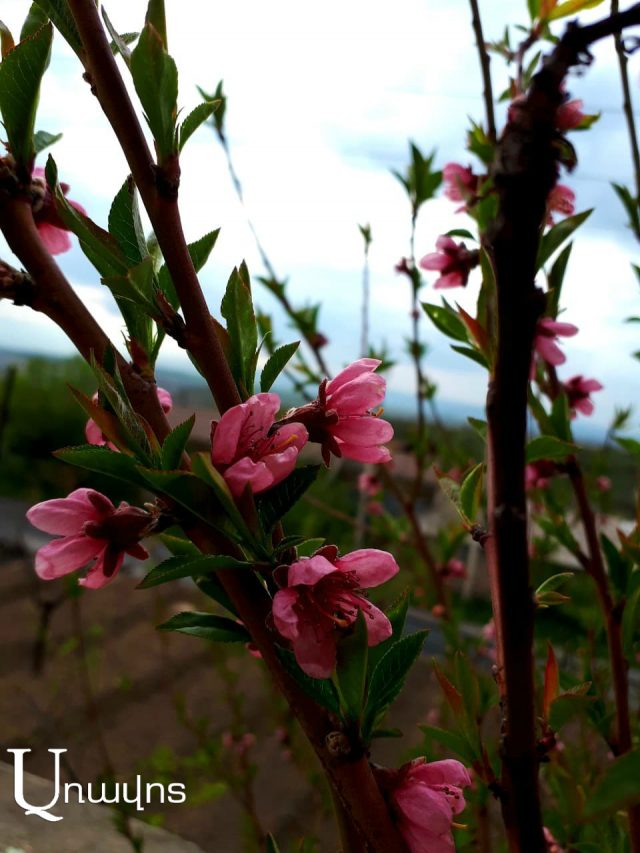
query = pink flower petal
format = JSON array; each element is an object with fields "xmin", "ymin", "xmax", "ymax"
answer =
[
  {"xmin": 331, "ymin": 416, "xmax": 393, "ymax": 445},
  {"xmin": 36, "ymin": 221, "xmax": 71, "ymax": 255},
  {"xmin": 358, "ymin": 598, "xmax": 393, "ymax": 645},
  {"xmin": 291, "ymin": 621, "xmax": 336, "ymax": 679},
  {"xmin": 336, "ymin": 441, "xmax": 392, "ymax": 463},
  {"xmin": 79, "ymin": 548, "xmax": 125, "ymax": 589},
  {"xmin": 224, "ymin": 456, "xmax": 273, "ymax": 496},
  {"xmin": 334, "ymin": 549, "xmax": 399, "ymax": 587},
  {"xmin": 327, "ymin": 372, "xmax": 386, "ymax": 416},
  {"xmin": 211, "ymin": 405, "xmax": 250, "ymax": 464},
  {"xmin": 35, "ymin": 534, "xmax": 104, "ymax": 580},
  {"xmin": 325, "ymin": 358, "xmax": 381, "ymax": 396},
  {"xmin": 434, "ymin": 271, "xmax": 464, "ymax": 289},
  {"xmin": 27, "ymin": 488, "xmax": 102, "ymax": 535},
  {"xmin": 272, "ymin": 587, "xmax": 301, "ymax": 640},
  {"xmin": 288, "ymin": 555, "xmax": 337, "ymax": 586},
  {"xmin": 536, "ymin": 337, "xmax": 565, "ymax": 366},
  {"xmin": 419, "ymin": 252, "xmax": 450, "ymax": 272}
]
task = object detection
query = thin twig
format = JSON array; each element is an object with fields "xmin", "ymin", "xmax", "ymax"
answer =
[
  {"xmin": 468, "ymin": 0, "xmax": 497, "ymax": 142},
  {"xmin": 612, "ymin": 0, "xmax": 640, "ymax": 235}
]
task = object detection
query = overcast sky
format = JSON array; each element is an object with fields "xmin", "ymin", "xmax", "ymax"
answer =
[{"xmin": 1, "ymin": 0, "xmax": 639, "ymax": 434}]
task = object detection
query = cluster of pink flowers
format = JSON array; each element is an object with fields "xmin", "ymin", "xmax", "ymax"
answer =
[
  {"xmin": 526, "ymin": 459, "xmax": 558, "ymax": 492},
  {"xmin": 30, "ymin": 167, "xmax": 85, "ymax": 255},
  {"xmin": 442, "ymin": 162, "xmax": 478, "ymax": 211},
  {"xmin": 282, "ymin": 358, "xmax": 394, "ymax": 466},
  {"xmin": 533, "ymin": 318, "xmax": 578, "ymax": 369},
  {"xmin": 272, "ymin": 545, "xmax": 399, "ymax": 678},
  {"xmin": 385, "ymin": 757, "xmax": 472, "ymax": 853},
  {"xmin": 210, "ymin": 392, "xmax": 308, "ymax": 498},
  {"xmin": 419, "ymin": 236, "xmax": 479, "ymax": 289},
  {"xmin": 562, "ymin": 375, "xmax": 603, "ymax": 418},
  {"xmin": 546, "ymin": 184, "xmax": 575, "ymax": 226},
  {"xmin": 26, "ymin": 488, "xmax": 151, "ymax": 589}
]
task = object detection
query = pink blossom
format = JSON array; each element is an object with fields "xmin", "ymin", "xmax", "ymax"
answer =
[
  {"xmin": 388, "ymin": 758, "xmax": 472, "ymax": 853},
  {"xmin": 546, "ymin": 184, "xmax": 575, "ymax": 226},
  {"xmin": 480, "ymin": 619, "xmax": 497, "ymax": 661},
  {"xmin": 282, "ymin": 359, "xmax": 394, "ymax": 466},
  {"xmin": 544, "ymin": 827, "xmax": 566, "ymax": 853},
  {"xmin": 86, "ymin": 386, "xmax": 173, "ymax": 449},
  {"xmin": 419, "ymin": 236, "xmax": 479, "ymax": 289},
  {"xmin": 367, "ymin": 500, "xmax": 384, "ymax": 516},
  {"xmin": 596, "ymin": 475, "xmax": 611, "ymax": 493},
  {"xmin": 272, "ymin": 545, "xmax": 399, "ymax": 678},
  {"xmin": 533, "ymin": 318, "xmax": 578, "ymax": 367},
  {"xmin": 358, "ymin": 472, "xmax": 381, "ymax": 496},
  {"xmin": 26, "ymin": 488, "xmax": 150, "ymax": 589},
  {"xmin": 31, "ymin": 167, "xmax": 86, "ymax": 255},
  {"xmin": 440, "ymin": 558, "xmax": 466, "ymax": 580},
  {"xmin": 526, "ymin": 459, "xmax": 557, "ymax": 491},
  {"xmin": 556, "ymin": 99, "xmax": 584, "ymax": 131},
  {"xmin": 562, "ymin": 375, "xmax": 603, "ymax": 417},
  {"xmin": 210, "ymin": 393, "xmax": 307, "ymax": 497},
  {"xmin": 442, "ymin": 163, "xmax": 478, "ymax": 208}
]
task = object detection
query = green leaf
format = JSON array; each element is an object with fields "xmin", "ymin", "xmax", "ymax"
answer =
[
  {"xmin": 54, "ymin": 444, "xmax": 147, "ymax": 487},
  {"xmin": 601, "ymin": 534, "xmax": 631, "ymax": 599},
  {"xmin": 612, "ymin": 182, "xmax": 640, "ymax": 235},
  {"xmin": 362, "ymin": 630, "xmax": 429, "ymax": 739},
  {"xmin": 20, "ymin": 5, "xmax": 49, "ymax": 41},
  {"xmin": 158, "ymin": 611, "xmax": 251, "ymax": 642},
  {"xmin": 460, "ymin": 463, "xmax": 483, "ymax": 522},
  {"xmin": 616, "ymin": 436, "xmax": 640, "ymax": 458},
  {"xmin": 0, "ymin": 20, "xmax": 15, "ymax": 58},
  {"xmin": 583, "ymin": 749, "xmax": 640, "ymax": 818},
  {"xmin": 159, "ymin": 532, "xmax": 200, "ymax": 558},
  {"xmin": 335, "ymin": 611, "xmax": 369, "ymax": 723},
  {"xmin": 161, "ymin": 414, "xmax": 195, "ymax": 470},
  {"xmin": 130, "ymin": 21, "xmax": 178, "ymax": 162},
  {"xmin": 537, "ymin": 210, "xmax": 592, "ymax": 270},
  {"xmin": 221, "ymin": 264, "xmax": 259, "ymax": 397},
  {"xmin": 190, "ymin": 452, "xmax": 255, "ymax": 544},
  {"xmin": 144, "ymin": 0, "xmax": 167, "ymax": 49},
  {"xmin": 45, "ymin": 156, "xmax": 128, "ymax": 277},
  {"xmin": 527, "ymin": 0, "xmax": 541, "ymax": 18},
  {"xmin": 547, "ymin": 242, "xmax": 572, "ymax": 317},
  {"xmin": 623, "ymin": 583, "xmax": 640, "ymax": 652},
  {"xmin": 260, "ymin": 342, "xmax": 300, "ymax": 392},
  {"xmin": 108, "ymin": 177, "xmax": 149, "ymax": 267},
  {"xmin": 158, "ymin": 231, "xmax": 220, "ymax": 309},
  {"xmin": 550, "ymin": 391, "xmax": 572, "ymax": 442},
  {"xmin": 101, "ymin": 7, "xmax": 136, "ymax": 67},
  {"xmin": 548, "ymin": 0, "xmax": 606, "ymax": 21},
  {"xmin": 266, "ymin": 835, "xmax": 281, "ymax": 853},
  {"xmin": 276, "ymin": 647, "xmax": 341, "ymax": 717},
  {"xmin": 526, "ymin": 435, "xmax": 577, "ymax": 463},
  {"xmin": 422, "ymin": 302, "xmax": 468, "ymax": 342},
  {"xmin": 178, "ymin": 100, "xmax": 219, "ymax": 151},
  {"xmin": 255, "ymin": 466, "xmax": 320, "ymax": 533},
  {"xmin": 420, "ymin": 725, "xmax": 477, "ymax": 764},
  {"xmin": 0, "ymin": 21, "xmax": 52, "ymax": 167},
  {"xmin": 468, "ymin": 417, "xmax": 487, "ymax": 440},
  {"xmin": 139, "ymin": 553, "xmax": 249, "ymax": 588},
  {"xmin": 33, "ymin": 129, "xmax": 62, "ymax": 155},
  {"xmin": 32, "ymin": 0, "xmax": 82, "ymax": 55},
  {"xmin": 450, "ymin": 345, "xmax": 488, "ymax": 368},
  {"xmin": 137, "ymin": 467, "xmax": 239, "ymax": 541},
  {"xmin": 367, "ymin": 591, "xmax": 410, "ymax": 672}
]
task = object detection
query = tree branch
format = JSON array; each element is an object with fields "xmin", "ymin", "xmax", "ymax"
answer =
[
  {"xmin": 468, "ymin": 0, "xmax": 497, "ymax": 142},
  {"xmin": 66, "ymin": 0, "xmax": 241, "ymax": 414}
]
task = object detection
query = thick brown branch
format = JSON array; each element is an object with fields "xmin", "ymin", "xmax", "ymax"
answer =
[{"xmin": 66, "ymin": 0, "xmax": 240, "ymax": 414}]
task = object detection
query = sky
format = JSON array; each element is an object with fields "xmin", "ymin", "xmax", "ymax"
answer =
[{"xmin": 0, "ymin": 0, "xmax": 639, "ymax": 435}]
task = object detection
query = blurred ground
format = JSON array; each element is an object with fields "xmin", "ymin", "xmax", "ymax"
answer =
[{"xmin": 0, "ymin": 544, "xmax": 442, "ymax": 853}]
